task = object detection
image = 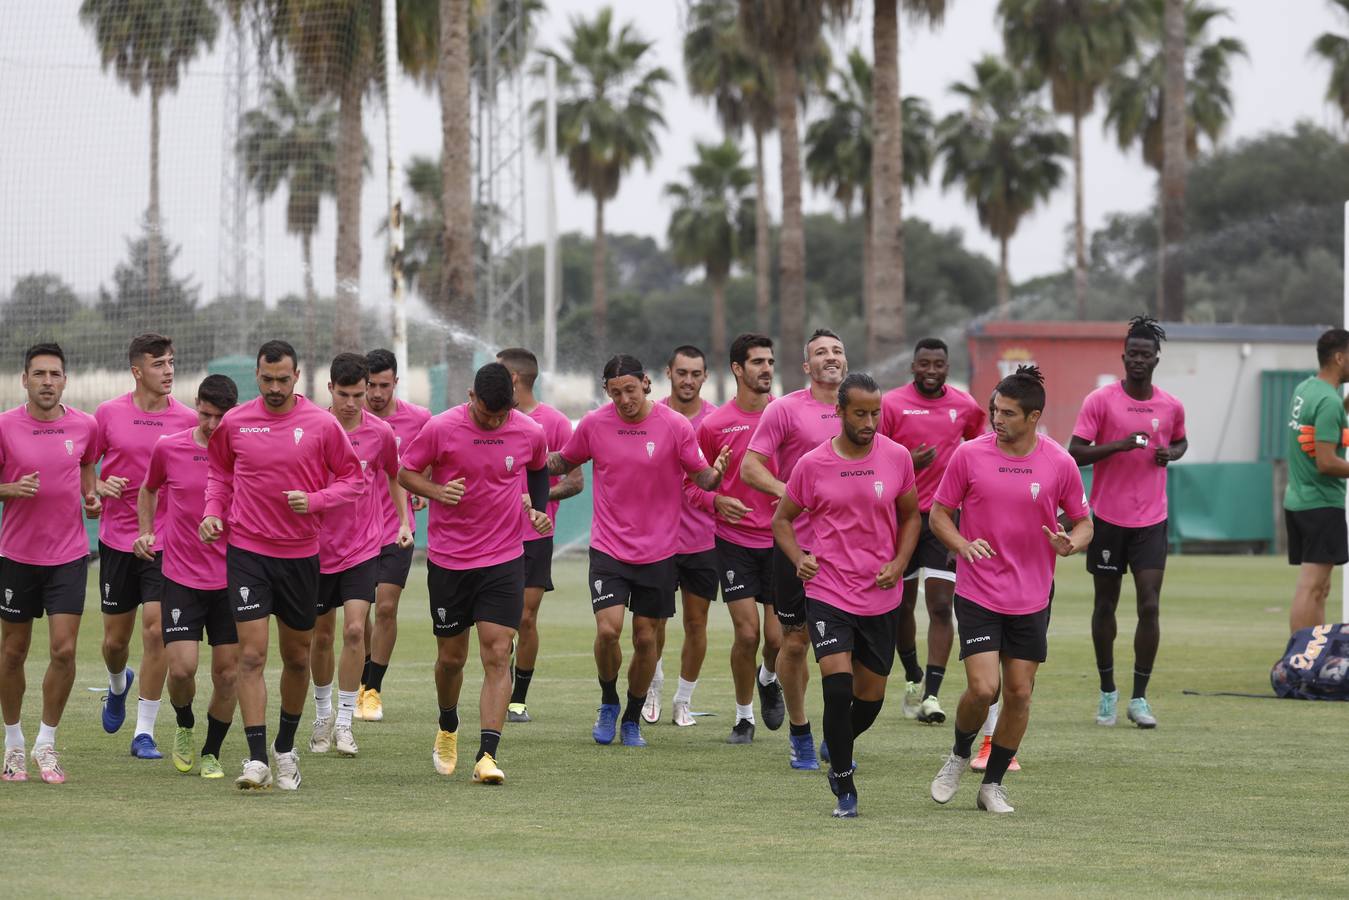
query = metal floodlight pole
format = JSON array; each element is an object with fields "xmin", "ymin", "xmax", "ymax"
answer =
[
  {"xmin": 384, "ymin": 0, "xmax": 408, "ymax": 373},
  {"xmin": 1342, "ymin": 201, "xmax": 1348, "ymax": 622},
  {"xmin": 543, "ymin": 55, "xmax": 558, "ymax": 377}
]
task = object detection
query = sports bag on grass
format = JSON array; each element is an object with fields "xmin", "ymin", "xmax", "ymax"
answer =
[{"xmin": 1270, "ymin": 623, "xmax": 1349, "ymax": 700}]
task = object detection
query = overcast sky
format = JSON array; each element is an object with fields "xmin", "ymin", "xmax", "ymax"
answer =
[{"xmin": 2, "ymin": 1, "xmax": 1345, "ymax": 322}]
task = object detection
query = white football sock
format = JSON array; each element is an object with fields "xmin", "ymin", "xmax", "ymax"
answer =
[
  {"xmin": 758, "ymin": 663, "xmax": 777, "ymax": 686},
  {"xmin": 4, "ymin": 721, "xmax": 24, "ymax": 750},
  {"xmin": 984, "ymin": 701, "xmax": 1000, "ymax": 737},
  {"xmin": 108, "ymin": 668, "xmax": 128, "ymax": 694},
  {"xmin": 314, "ymin": 682, "xmax": 333, "ymax": 717},
  {"xmin": 134, "ymin": 698, "xmax": 160, "ymax": 738},
  {"xmin": 35, "ymin": 721, "xmax": 56, "ymax": 749},
  {"xmin": 652, "ymin": 659, "xmax": 664, "ymax": 686},
  {"xmin": 735, "ymin": 703, "xmax": 756, "ymax": 724},
  {"xmin": 673, "ymin": 678, "xmax": 696, "ymax": 706},
  {"xmin": 336, "ymin": 690, "xmax": 357, "ymax": 726}
]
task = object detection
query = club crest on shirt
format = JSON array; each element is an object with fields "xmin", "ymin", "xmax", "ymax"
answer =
[
  {"xmin": 505, "ymin": 455, "xmax": 515, "ymax": 472},
  {"xmin": 816, "ymin": 621, "xmax": 827, "ymax": 637},
  {"xmin": 360, "ymin": 460, "xmax": 368, "ymax": 472},
  {"xmin": 171, "ymin": 608, "xmax": 181, "ymax": 625},
  {"xmin": 103, "ymin": 583, "xmax": 110, "ymax": 599},
  {"xmin": 645, "ymin": 441, "xmax": 655, "ymax": 458},
  {"xmin": 873, "ymin": 480, "xmax": 884, "ymax": 499},
  {"xmin": 436, "ymin": 607, "xmax": 447, "ymax": 624},
  {"xmin": 1151, "ymin": 417, "xmax": 1160, "ymax": 432},
  {"xmin": 726, "ymin": 569, "xmax": 736, "ymax": 585},
  {"xmin": 239, "ymin": 586, "xmax": 250, "ymax": 602},
  {"xmin": 593, "ymin": 579, "xmax": 603, "ymax": 595},
  {"xmin": 1102, "ymin": 549, "xmax": 1111, "ymax": 564},
  {"xmin": 949, "ymin": 409, "xmax": 958, "ymax": 423},
  {"xmin": 293, "ymin": 427, "xmax": 304, "ymax": 445},
  {"xmin": 3, "ymin": 589, "xmax": 11, "ymax": 603},
  {"xmin": 1030, "ymin": 482, "xmax": 1041, "ymax": 500},
  {"xmin": 64, "ymin": 439, "xmax": 73, "ymax": 455}
]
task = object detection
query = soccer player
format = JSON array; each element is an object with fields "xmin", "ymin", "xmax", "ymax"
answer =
[
  {"xmin": 881, "ymin": 337, "xmax": 985, "ymax": 726},
  {"xmin": 741, "ymin": 328, "xmax": 847, "ymax": 769},
  {"xmin": 359, "ymin": 348, "xmax": 431, "ymax": 721},
  {"xmin": 1282, "ymin": 328, "xmax": 1349, "ymax": 634},
  {"xmin": 135, "ymin": 375, "xmax": 240, "ymax": 778},
  {"xmin": 645, "ymin": 345, "xmax": 719, "ymax": 727},
  {"xmin": 201, "ymin": 340, "xmax": 363, "ymax": 791},
  {"xmin": 547, "ymin": 355, "xmax": 730, "ymax": 748},
  {"xmin": 1069, "ymin": 316, "xmax": 1187, "ymax": 730},
  {"xmin": 94, "ymin": 333, "xmax": 198, "ymax": 759},
  {"xmin": 398, "ymin": 362, "xmax": 553, "ymax": 784},
  {"xmin": 496, "ymin": 347, "xmax": 584, "ymax": 724},
  {"xmin": 310, "ymin": 354, "xmax": 411, "ymax": 757},
  {"xmin": 693, "ymin": 333, "xmax": 786, "ymax": 743},
  {"xmin": 0, "ymin": 342, "xmax": 101, "ymax": 783},
  {"xmin": 928, "ymin": 366, "xmax": 1091, "ymax": 814},
  {"xmin": 773, "ymin": 373, "xmax": 920, "ymax": 817}
]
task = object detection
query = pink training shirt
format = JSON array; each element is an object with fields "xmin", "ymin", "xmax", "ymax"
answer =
[
  {"xmin": 747, "ymin": 388, "xmax": 840, "ymax": 545},
  {"xmin": 881, "ymin": 382, "xmax": 986, "ymax": 512},
  {"xmin": 560, "ymin": 401, "xmax": 708, "ymax": 565},
  {"xmin": 661, "ymin": 396, "xmax": 717, "ymax": 554},
  {"xmin": 693, "ymin": 397, "xmax": 778, "ymax": 549},
  {"xmin": 144, "ymin": 428, "xmax": 225, "ymax": 590},
  {"xmin": 319, "ymin": 411, "xmax": 398, "ymax": 574},
  {"xmin": 204, "ymin": 395, "xmax": 364, "ymax": 559},
  {"xmin": 373, "ymin": 398, "xmax": 431, "ymax": 547},
  {"xmin": 95, "ymin": 393, "xmax": 198, "ymax": 552},
  {"xmin": 519, "ymin": 401, "xmax": 573, "ymax": 543},
  {"xmin": 400, "ymin": 404, "xmax": 547, "ymax": 571},
  {"xmin": 1072, "ymin": 381, "xmax": 1186, "ymax": 528},
  {"xmin": 933, "ymin": 432, "xmax": 1089, "ymax": 616},
  {"xmin": 0, "ymin": 404, "xmax": 99, "ymax": 566},
  {"xmin": 786, "ymin": 435, "xmax": 917, "ymax": 616}
]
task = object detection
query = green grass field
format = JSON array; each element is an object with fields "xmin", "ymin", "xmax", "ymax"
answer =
[{"xmin": 3, "ymin": 554, "xmax": 1344, "ymax": 897}]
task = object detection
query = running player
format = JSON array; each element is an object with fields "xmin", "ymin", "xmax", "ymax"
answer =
[
  {"xmin": 645, "ymin": 345, "xmax": 718, "ymax": 727},
  {"xmin": 201, "ymin": 340, "xmax": 363, "ymax": 791},
  {"xmin": 774, "ymin": 373, "xmax": 920, "ymax": 817},
  {"xmin": 0, "ymin": 343, "xmax": 101, "ymax": 783},
  {"xmin": 1069, "ymin": 316, "xmax": 1187, "ymax": 730},
  {"xmin": 929, "ymin": 366, "xmax": 1091, "ymax": 814},
  {"xmin": 741, "ymin": 328, "xmax": 847, "ymax": 769},
  {"xmin": 547, "ymin": 355, "xmax": 730, "ymax": 748},
  {"xmin": 1282, "ymin": 328, "xmax": 1349, "ymax": 633},
  {"xmin": 359, "ymin": 348, "xmax": 431, "ymax": 721},
  {"xmin": 310, "ymin": 354, "xmax": 411, "ymax": 757},
  {"xmin": 94, "ymin": 333, "xmax": 198, "ymax": 759},
  {"xmin": 135, "ymin": 375, "xmax": 240, "ymax": 778},
  {"xmin": 496, "ymin": 347, "xmax": 584, "ymax": 724},
  {"xmin": 398, "ymin": 362, "xmax": 553, "ymax": 783},
  {"xmin": 694, "ymin": 333, "xmax": 785, "ymax": 743},
  {"xmin": 881, "ymin": 337, "xmax": 985, "ymax": 726}
]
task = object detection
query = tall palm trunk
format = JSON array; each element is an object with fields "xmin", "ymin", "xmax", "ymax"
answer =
[
  {"xmin": 148, "ymin": 84, "xmax": 162, "ymax": 307},
  {"xmin": 870, "ymin": 0, "xmax": 905, "ymax": 372},
  {"xmin": 773, "ymin": 56, "xmax": 805, "ymax": 391},
  {"xmin": 710, "ymin": 271, "xmax": 728, "ymax": 403},
  {"xmin": 753, "ymin": 127, "xmax": 771, "ymax": 336},
  {"xmin": 1072, "ymin": 105, "xmax": 1087, "ymax": 319},
  {"xmin": 440, "ymin": 0, "xmax": 476, "ymax": 398},
  {"xmin": 997, "ymin": 235, "xmax": 1010, "ymax": 315},
  {"xmin": 862, "ymin": 194, "xmax": 873, "ymax": 346},
  {"xmin": 335, "ymin": 70, "xmax": 364, "ymax": 352},
  {"xmin": 1160, "ymin": 0, "xmax": 1187, "ymax": 321},
  {"xmin": 303, "ymin": 232, "xmax": 317, "ymax": 398},
  {"xmin": 593, "ymin": 197, "xmax": 608, "ymax": 352}
]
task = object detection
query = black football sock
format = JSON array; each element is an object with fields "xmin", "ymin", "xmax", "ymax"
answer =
[
  {"xmin": 899, "ymin": 648, "xmax": 923, "ymax": 684},
  {"xmin": 366, "ymin": 661, "xmax": 388, "ymax": 693},
  {"xmin": 599, "ymin": 677, "xmax": 620, "ymax": 706},
  {"xmin": 1099, "ymin": 666, "xmax": 1117, "ymax": 693},
  {"xmin": 511, "ymin": 668, "xmax": 534, "ymax": 705},
  {"xmin": 361, "ymin": 654, "xmax": 372, "ymax": 687},
  {"xmin": 173, "ymin": 702, "xmax": 194, "ymax": 730},
  {"xmin": 924, "ymin": 665, "xmax": 945, "ymax": 699},
  {"xmin": 982, "ymin": 743, "xmax": 1017, "ymax": 784},
  {"xmin": 953, "ymin": 725, "xmax": 978, "ymax": 759},
  {"xmin": 821, "ymin": 673, "xmax": 855, "ymax": 781},
  {"xmin": 622, "ymin": 692, "xmax": 644, "ymax": 725},
  {"xmin": 244, "ymin": 725, "xmax": 267, "ymax": 763},
  {"xmin": 439, "ymin": 705, "xmax": 459, "ymax": 733},
  {"xmin": 477, "ymin": 729, "xmax": 501, "ymax": 762},
  {"xmin": 201, "ymin": 714, "xmax": 230, "ymax": 759},
  {"xmin": 789, "ymin": 721, "xmax": 812, "ymax": 738},
  {"xmin": 274, "ymin": 710, "xmax": 301, "ymax": 755},
  {"xmin": 1132, "ymin": 666, "xmax": 1152, "ymax": 700},
  {"xmin": 849, "ymin": 696, "xmax": 884, "ymax": 739}
]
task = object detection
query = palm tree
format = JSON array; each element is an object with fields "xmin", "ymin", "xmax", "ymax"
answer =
[
  {"xmin": 1000, "ymin": 0, "xmax": 1138, "ymax": 319},
  {"xmin": 666, "ymin": 140, "xmax": 757, "ymax": 401},
  {"xmin": 237, "ymin": 79, "xmax": 337, "ymax": 396},
  {"xmin": 937, "ymin": 56, "xmax": 1068, "ymax": 314},
  {"xmin": 1312, "ymin": 0, "xmax": 1349, "ymax": 126},
  {"xmin": 533, "ymin": 7, "xmax": 670, "ymax": 352},
  {"xmin": 805, "ymin": 50, "xmax": 933, "ymax": 361},
  {"xmin": 870, "ymin": 0, "xmax": 946, "ymax": 373},
  {"xmin": 1103, "ymin": 0, "xmax": 1246, "ymax": 316},
  {"xmin": 738, "ymin": 0, "xmax": 850, "ymax": 390},
  {"xmin": 1161, "ymin": 0, "xmax": 1186, "ymax": 320},
  {"xmin": 80, "ymin": 0, "xmax": 220, "ymax": 307}
]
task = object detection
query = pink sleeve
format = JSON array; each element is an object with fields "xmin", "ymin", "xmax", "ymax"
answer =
[
  {"xmin": 1173, "ymin": 399, "xmax": 1187, "ymax": 441},
  {"xmin": 747, "ymin": 402, "xmax": 784, "ymax": 457},
  {"xmin": 879, "ymin": 394, "xmax": 895, "ymax": 440},
  {"xmin": 144, "ymin": 439, "xmax": 169, "ymax": 492},
  {"xmin": 529, "ymin": 425, "xmax": 548, "ymax": 470},
  {"xmin": 785, "ymin": 458, "xmax": 812, "ymax": 510},
  {"xmin": 1058, "ymin": 456, "xmax": 1090, "ymax": 520},
  {"xmin": 399, "ymin": 419, "xmax": 438, "ymax": 473},
  {"xmin": 675, "ymin": 416, "xmax": 707, "ymax": 476},
  {"xmin": 559, "ymin": 415, "xmax": 592, "ymax": 466},
  {"xmin": 964, "ymin": 401, "xmax": 987, "ymax": 440},
  {"xmin": 307, "ymin": 421, "xmax": 364, "ymax": 514},
  {"xmin": 379, "ymin": 429, "xmax": 399, "ymax": 477},
  {"xmin": 1072, "ymin": 392, "xmax": 1102, "ymax": 442},
  {"xmin": 203, "ymin": 424, "xmax": 235, "ymax": 520},
  {"xmin": 895, "ymin": 443, "xmax": 916, "ymax": 496},
  {"xmin": 932, "ymin": 446, "xmax": 968, "ymax": 510}
]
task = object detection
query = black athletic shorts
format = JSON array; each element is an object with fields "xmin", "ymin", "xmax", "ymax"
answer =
[
  {"xmin": 1285, "ymin": 507, "xmax": 1349, "ymax": 566},
  {"xmin": 427, "ymin": 557, "xmax": 525, "ymax": 637},
  {"xmin": 772, "ymin": 545, "xmax": 808, "ymax": 628},
  {"xmin": 675, "ymin": 549, "xmax": 719, "ymax": 600},
  {"xmin": 162, "ymin": 578, "xmax": 237, "ymax": 646},
  {"xmin": 226, "ymin": 545, "xmax": 320, "ymax": 631},
  {"xmin": 0, "ymin": 557, "xmax": 87, "ymax": 623},
  {"xmin": 98, "ymin": 541, "xmax": 166, "ymax": 614},
  {"xmin": 374, "ymin": 542, "xmax": 415, "ymax": 589},
  {"xmin": 903, "ymin": 512, "xmax": 956, "ymax": 580},
  {"xmin": 523, "ymin": 537, "xmax": 555, "ymax": 592},
  {"xmin": 716, "ymin": 537, "xmax": 774, "ymax": 605},
  {"xmin": 954, "ymin": 594, "xmax": 1050, "ymax": 663},
  {"xmin": 317, "ymin": 557, "xmax": 378, "ymax": 615},
  {"xmin": 589, "ymin": 549, "xmax": 676, "ymax": 619},
  {"xmin": 805, "ymin": 597, "xmax": 899, "ymax": 676},
  {"xmin": 1087, "ymin": 516, "xmax": 1169, "ymax": 575}
]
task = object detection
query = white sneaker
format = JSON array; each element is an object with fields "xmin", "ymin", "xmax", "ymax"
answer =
[
  {"xmin": 2, "ymin": 745, "xmax": 27, "ymax": 781},
  {"xmin": 272, "ymin": 746, "xmax": 301, "ymax": 791},
  {"xmin": 977, "ymin": 781, "xmax": 1015, "ymax": 813},
  {"xmin": 308, "ymin": 714, "xmax": 333, "ymax": 753},
  {"xmin": 235, "ymin": 759, "xmax": 273, "ymax": 790},
  {"xmin": 916, "ymin": 695, "xmax": 946, "ymax": 724},
  {"xmin": 671, "ymin": 700, "xmax": 695, "ymax": 727},
  {"xmin": 901, "ymin": 681, "xmax": 923, "ymax": 719},
  {"xmin": 334, "ymin": 721, "xmax": 358, "ymax": 757},
  {"xmin": 641, "ymin": 680, "xmax": 663, "ymax": 725},
  {"xmin": 930, "ymin": 751, "xmax": 969, "ymax": 804}
]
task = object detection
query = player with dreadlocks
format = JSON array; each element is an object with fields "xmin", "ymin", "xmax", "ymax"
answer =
[{"xmin": 1068, "ymin": 316, "xmax": 1187, "ymax": 731}]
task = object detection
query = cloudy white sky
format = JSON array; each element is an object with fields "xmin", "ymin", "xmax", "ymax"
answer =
[{"xmin": 2, "ymin": 1, "xmax": 1346, "ymax": 319}]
